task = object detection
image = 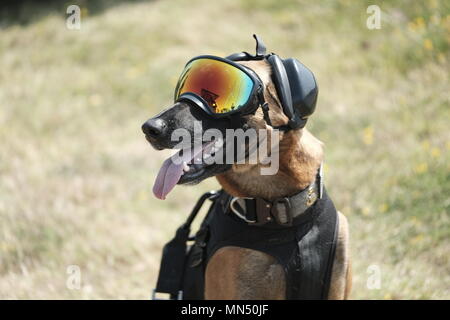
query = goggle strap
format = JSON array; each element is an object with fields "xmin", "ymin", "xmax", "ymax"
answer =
[
  {"xmin": 272, "ymin": 124, "xmax": 292, "ymax": 132},
  {"xmin": 261, "ymin": 102, "xmax": 272, "ymax": 127},
  {"xmin": 260, "ymin": 102, "xmax": 293, "ymax": 132}
]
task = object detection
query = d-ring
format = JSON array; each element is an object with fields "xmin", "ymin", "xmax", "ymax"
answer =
[{"xmin": 230, "ymin": 197, "xmax": 256, "ymax": 224}]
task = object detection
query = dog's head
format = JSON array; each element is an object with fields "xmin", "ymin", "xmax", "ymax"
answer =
[{"xmin": 142, "ymin": 59, "xmax": 300, "ymax": 199}]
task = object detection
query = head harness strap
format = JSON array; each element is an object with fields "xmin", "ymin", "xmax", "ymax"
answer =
[{"xmin": 253, "ymin": 34, "xmax": 267, "ymax": 57}]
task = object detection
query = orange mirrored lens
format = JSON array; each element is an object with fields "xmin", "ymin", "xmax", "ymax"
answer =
[{"xmin": 175, "ymin": 58, "xmax": 254, "ymax": 114}]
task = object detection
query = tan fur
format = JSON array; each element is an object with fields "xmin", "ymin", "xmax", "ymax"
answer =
[
  {"xmin": 205, "ymin": 247, "xmax": 286, "ymax": 299},
  {"xmin": 216, "ymin": 128, "xmax": 323, "ymax": 199},
  {"xmin": 327, "ymin": 211, "xmax": 352, "ymax": 299},
  {"xmin": 206, "ymin": 60, "xmax": 351, "ymax": 300}
]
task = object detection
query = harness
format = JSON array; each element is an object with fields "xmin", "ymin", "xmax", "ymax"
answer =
[{"xmin": 152, "ymin": 170, "xmax": 339, "ymax": 300}]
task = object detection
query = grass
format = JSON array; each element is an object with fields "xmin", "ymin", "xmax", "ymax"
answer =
[{"xmin": 0, "ymin": 0, "xmax": 449, "ymax": 299}]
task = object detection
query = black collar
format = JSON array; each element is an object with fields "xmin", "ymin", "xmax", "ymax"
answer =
[{"xmin": 227, "ymin": 164, "xmax": 323, "ymax": 227}]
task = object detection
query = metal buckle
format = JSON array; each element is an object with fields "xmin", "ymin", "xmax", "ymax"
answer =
[
  {"xmin": 151, "ymin": 289, "xmax": 183, "ymax": 300},
  {"xmin": 207, "ymin": 190, "xmax": 220, "ymax": 201},
  {"xmin": 272, "ymin": 197, "xmax": 293, "ymax": 226},
  {"xmin": 318, "ymin": 162, "xmax": 323, "ymax": 199},
  {"xmin": 306, "ymin": 184, "xmax": 318, "ymax": 206},
  {"xmin": 230, "ymin": 197, "xmax": 257, "ymax": 224}
]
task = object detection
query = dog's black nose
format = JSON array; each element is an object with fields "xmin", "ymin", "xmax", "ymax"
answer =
[{"xmin": 141, "ymin": 118, "xmax": 167, "ymax": 138}]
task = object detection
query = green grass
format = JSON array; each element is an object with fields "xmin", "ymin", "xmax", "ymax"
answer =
[{"xmin": 0, "ymin": 0, "xmax": 449, "ymax": 299}]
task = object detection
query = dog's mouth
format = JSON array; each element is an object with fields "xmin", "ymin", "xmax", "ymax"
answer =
[{"xmin": 152, "ymin": 139, "xmax": 226, "ymax": 200}]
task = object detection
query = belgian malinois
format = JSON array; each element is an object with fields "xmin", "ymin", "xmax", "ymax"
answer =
[{"xmin": 142, "ymin": 36, "xmax": 351, "ymax": 299}]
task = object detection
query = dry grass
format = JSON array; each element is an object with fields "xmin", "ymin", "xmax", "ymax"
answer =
[{"xmin": 0, "ymin": 0, "xmax": 449, "ymax": 299}]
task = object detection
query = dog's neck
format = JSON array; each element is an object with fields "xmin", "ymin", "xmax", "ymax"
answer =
[{"xmin": 216, "ymin": 128, "xmax": 323, "ymax": 200}]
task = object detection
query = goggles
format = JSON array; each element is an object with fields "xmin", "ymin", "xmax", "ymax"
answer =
[{"xmin": 174, "ymin": 56, "xmax": 263, "ymax": 117}]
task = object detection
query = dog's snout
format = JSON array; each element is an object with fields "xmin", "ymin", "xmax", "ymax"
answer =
[{"xmin": 142, "ymin": 118, "xmax": 167, "ymax": 138}]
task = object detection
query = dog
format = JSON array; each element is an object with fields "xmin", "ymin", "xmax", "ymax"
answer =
[{"xmin": 142, "ymin": 36, "xmax": 351, "ymax": 300}]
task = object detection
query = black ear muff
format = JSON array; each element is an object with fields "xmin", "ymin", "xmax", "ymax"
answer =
[
  {"xmin": 282, "ymin": 58, "xmax": 318, "ymax": 120},
  {"xmin": 224, "ymin": 34, "xmax": 317, "ymax": 130},
  {"xmin": 267, "ymin": 54, "xmax": 305, "ymax": 129}
]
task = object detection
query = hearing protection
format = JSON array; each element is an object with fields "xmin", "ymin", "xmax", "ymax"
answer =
[{"xmin": 226, "ymin": 34, "xmax": 319, "ymax": 130}]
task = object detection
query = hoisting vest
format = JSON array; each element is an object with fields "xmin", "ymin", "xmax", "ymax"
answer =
[{"xmin": 154, "ymin": 187, "xmax": 338, "ymax": 300}]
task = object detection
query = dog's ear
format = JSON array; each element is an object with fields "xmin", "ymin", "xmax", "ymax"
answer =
[
  {"xmin": 262, "ymin": 81, "xmax": 292, "ymax": 128},
  {"xmin": 265, "ymin": 81, "xmax": 283, "ymax": 110}
]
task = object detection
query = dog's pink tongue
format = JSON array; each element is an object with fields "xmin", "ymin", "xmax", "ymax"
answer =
[
  {"xmin": 152, "ymin": 156, "xmax": 184, "ymax": 200},
  {"xmin": 152, "ymin": 145, "xmax": 205, "ymax": 200}
]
